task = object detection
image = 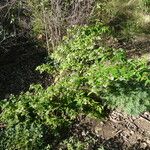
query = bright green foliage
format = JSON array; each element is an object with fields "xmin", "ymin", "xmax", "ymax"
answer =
[
  {"xmin": 44, "ymin": 23, "xmax": 150, "ymax": 115},
  {"xmin": 0, "ymin": 87, "xmax": 51, "ymax": 149},
  {"xmin": 0, "ymin": 23, "xmax": 150, "ymax": 149}
]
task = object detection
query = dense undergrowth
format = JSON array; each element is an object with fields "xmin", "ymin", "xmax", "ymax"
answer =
[
  {"xmin": 0, "ymin": 0, "xmax": 150, "ymax": 149},
  {"xmin": 1, "ymin": 23, "xmax": 150, "ymax": 149}
]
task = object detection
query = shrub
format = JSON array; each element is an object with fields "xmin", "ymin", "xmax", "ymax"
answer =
[
  {"xmin": 38, "ymin": 22, "xmax": 150, "ymax": 115},
  {"xmin": 0, "ymin": 88, "xmax": 52, "ymax": 149},
  {"xmin": 0, "ymin": 23, "xmax": 149, "ymax": 149}
]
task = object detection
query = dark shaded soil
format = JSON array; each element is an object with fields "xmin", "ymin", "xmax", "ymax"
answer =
[{"xmin": 0, "ymin": 36, "xmax": 50, "ymax": 99}]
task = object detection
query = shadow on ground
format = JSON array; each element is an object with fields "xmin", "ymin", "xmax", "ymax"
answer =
[{"xmin": 0, "ymin": 36, "xmax": 50, "ymax": 99}]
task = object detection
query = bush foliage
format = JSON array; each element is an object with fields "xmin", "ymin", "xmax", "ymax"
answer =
[
  {"xmin": 0, "ymin": 0, "xmax": 150, "ymax": 149},
  {"xmin": 1, "ymin": 23, "xmax": 149, "ymax": 149}
]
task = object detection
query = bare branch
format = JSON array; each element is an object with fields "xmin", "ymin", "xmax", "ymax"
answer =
[{"xmin": 0, "ymin": 0, "xmax": 17, "ymax": 10}]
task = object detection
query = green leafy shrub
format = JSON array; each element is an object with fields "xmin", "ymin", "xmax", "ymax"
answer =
[
  {"xmin": 0, "ymin": 87, "xmax": 52, "ymax": 149},
  {"xmin": 0, "ymin": 23, "xmax": 149, "ymax": 149},
  {"xmin": 38, "ymin": 22, "xmax": 149, "ymax": 115}
]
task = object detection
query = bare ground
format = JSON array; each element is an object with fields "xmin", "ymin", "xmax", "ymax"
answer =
[{"xmin": 74, "ymin": 110, "xmax": 150, "ymax": 150}]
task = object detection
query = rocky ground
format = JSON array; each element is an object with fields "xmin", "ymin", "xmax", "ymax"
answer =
[{"xmin": 74, "ymin": 110, "xmax": 150, "ymax": 150}]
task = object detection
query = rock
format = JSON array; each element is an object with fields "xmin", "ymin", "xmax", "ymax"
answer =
[{"xmin": 134, "ymin": 117, "xmax": 150, "ymax": 136}]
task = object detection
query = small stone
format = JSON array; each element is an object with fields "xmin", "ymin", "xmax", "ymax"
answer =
[
  {"xmin": 141, "ymin": 142, "xmax": 147, "ymax": 149},
  {"xmin": 134, "ymin": 117, "xmax": 150, "ymax": 134}
]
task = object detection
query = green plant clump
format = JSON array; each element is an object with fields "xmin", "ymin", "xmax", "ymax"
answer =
[{"xmin": 0, "ymin": 23, "xmax": 150, "ymax": 149}]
